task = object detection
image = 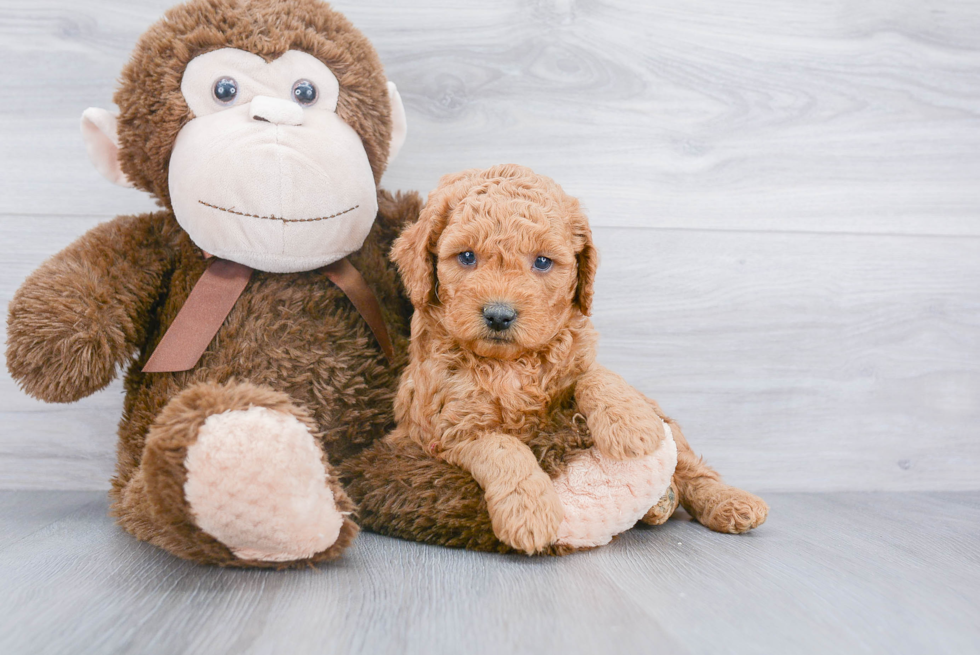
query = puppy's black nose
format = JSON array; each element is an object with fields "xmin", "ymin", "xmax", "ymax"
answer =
[{"xmin": 483, "ymin": 304, "xmax": 517, "ymax": 332}]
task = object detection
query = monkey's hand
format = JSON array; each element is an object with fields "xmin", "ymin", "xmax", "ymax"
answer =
[
  {"xmin": 575, "ymin": 365, "xmax": 665, "ymax": 460},
  {"xmin": 6, "ymin": 213, "xmax": 173, "ymax": 403}
]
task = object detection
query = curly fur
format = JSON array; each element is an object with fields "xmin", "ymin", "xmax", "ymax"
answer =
[
  {"xmin": 390, "ymin": 166, "xmax": 600, "ymax": 441},
  {"xmin": 376, "ymin": 165, "xmax": 664, "ymax": 553},
  {"xmin": 345, "ymin": 167, "xmax": 769, "ymax": 551}
]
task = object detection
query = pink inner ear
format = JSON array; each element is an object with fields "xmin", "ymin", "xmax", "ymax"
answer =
[
  {"xmin": 387, "ymin": 81, "xmax": 407, "ymax": 164},
  {"xmin": 80, "ymin": 108, "xmax": 133, "ymax": 188}
]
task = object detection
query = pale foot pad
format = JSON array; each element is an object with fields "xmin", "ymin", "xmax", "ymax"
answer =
[
  {"xmin": 184, "ymin": 407, "xmax": 343, "ymax": 562},
  {"xmin": 554, "ymin": 421, "xmax": 677, "ymax": 548}
]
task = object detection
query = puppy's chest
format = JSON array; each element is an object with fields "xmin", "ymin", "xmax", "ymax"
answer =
[{"xmin": 444, "ymin": 363, "xmax": 555, "ymax": 434}]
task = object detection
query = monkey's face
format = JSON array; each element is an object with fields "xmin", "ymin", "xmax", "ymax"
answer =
[
  {"xmin": 81, "ymin": 13, "xmax": 408, "ymax": 273},
  {"xmin": 166, "ymin": 48, "xmax": 381, "ymax": 272}
]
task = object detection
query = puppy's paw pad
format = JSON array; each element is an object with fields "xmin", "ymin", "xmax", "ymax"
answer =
[{"xmin": 184, "ymin": 407, "xmax": 344, "ymax": 562}]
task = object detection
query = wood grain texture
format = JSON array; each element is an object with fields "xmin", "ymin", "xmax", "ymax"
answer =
[
  {"xmin": 2, "ymin": 0, "xmax": 979, "ymax": 234},
  {"xmin": 1, "ymin": 0, "xmax": 979, "ymax": 491},
  {"xmin": 0, "ymin": 491, "xmax": 977, "ymax": 654}
]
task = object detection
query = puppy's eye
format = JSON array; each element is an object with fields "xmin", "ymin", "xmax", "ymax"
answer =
[
  {"xmin": 457, "ymin": 251, "xmax": 477, "ymax": 267},
  {"xmin": 213, "ymin": 77, "xmax": 238, "ymax": 104},
  {"xmin": 532, "ymin": 256, "xmax": 553, "ymax": 271},
  {"xmin": 292, "ymin": 79, "xmax": 317, "ymax": 105}
]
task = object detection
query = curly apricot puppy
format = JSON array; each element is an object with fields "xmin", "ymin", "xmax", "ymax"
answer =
[{"xmin": 386, "ymin": 164, "xmax": 676, "ymax": 554}]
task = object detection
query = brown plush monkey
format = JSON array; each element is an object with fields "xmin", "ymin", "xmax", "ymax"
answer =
[
  {"xmin": 7, "ymin": 0, "xmax": 417, "ymax": 567},
  {"xmin": 7, "ymin": 0, "xmax": 766, "ymax": 568}
]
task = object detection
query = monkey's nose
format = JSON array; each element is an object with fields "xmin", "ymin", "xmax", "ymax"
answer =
[
  {"xmin": 483, "ymin": 304, "xmax": 518, "ymax": 332},
  {"xmin": 249, "ymin": 96, "xmax": 304, "ymax": 126}
]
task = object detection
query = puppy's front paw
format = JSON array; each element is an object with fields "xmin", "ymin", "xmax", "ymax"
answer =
[
  {"xmin": 487, "ymin": 471, "xmax": 564, "ymax": 554},
  {"xmin": 589, "ymin": 405, "xmax": 665, "ymax": 460}
]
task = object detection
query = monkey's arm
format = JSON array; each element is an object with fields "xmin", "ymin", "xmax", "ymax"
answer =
[
  {"xmin": 6, "ymin": 212, "xmax": 175, "ymax": 403},
  {"xmin": 441, "ymin": 433, "xmax": 564, "ymax": 555},
  {"xmin": 347, "ymin": 189, "xmax": 424, "ymax": 334},
  {"xmin": 574, "ymin": 364, "xmax": 665, "ymax": 460},
  {"xmin": 375, "ymin": 189, "xmax": 424, "ymax": 247}
]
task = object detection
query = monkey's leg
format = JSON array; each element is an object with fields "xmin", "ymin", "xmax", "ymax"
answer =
[
  {"xmin": 340, "ymin": 422, "xmax": 610, "ymax": 555},
  {"xmin": 643, "ymin": 398, "xmax": 768, "ymax": 534},
  {"xmin": 112, "ymin": 380, "xmax": 358, "ymax": 567},
  {"xmin": 339, "ymin": 435, "xmax": 509, "ymax": 553}
]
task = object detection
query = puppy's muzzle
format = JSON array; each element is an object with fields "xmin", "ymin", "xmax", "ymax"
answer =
[{"xmin": 483, "ymin": 303, "xmax": 518, "ymax": 332}]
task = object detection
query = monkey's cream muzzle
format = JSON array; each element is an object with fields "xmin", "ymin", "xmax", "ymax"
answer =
[
  {"xmin": 165, "ymin": 49, "xmax": 396, "ymax": 273},
  {"xmin": 169, "ymin": 95, "xmax": 379, "ymax": 272},
  {"xmin": 80, "ymin": 47, "xmax": 407, "ymax": 274}
]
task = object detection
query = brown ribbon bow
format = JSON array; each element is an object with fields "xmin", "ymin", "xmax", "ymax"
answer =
[{"xmin": 142, "ymin": 257, "xmax": 394, "ymax": 373}]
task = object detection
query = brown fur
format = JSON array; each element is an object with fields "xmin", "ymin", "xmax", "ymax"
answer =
[
  {"xmin": 650, "ymin": 397, "xmax": 769, "ymax": 533},
  {"xmin": 341, "ymin": 400, "xmax": 591, "ymax": 555},
  {"xmin": 115, "ymin": 379, "xmax": 359, "ymax": 567},
  {"xmin": 8, "ymin": 189, "xmax": 419, "ymax": 567},
  {"xmin": 5, "ymin": 0, "xmax": 423, "ymax": 568},
  {"xmin": 115, "ymin": 0, "xmax": 394, "ymax": 207}
]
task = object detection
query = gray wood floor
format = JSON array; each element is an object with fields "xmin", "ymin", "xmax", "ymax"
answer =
[{"xmin": 0, "ymin": 491, "xmax": 977, "ymax": 655}]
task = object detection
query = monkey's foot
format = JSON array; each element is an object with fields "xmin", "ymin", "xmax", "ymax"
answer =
[
  {"xmin": 553, "ymin": 422, "xmax": 678, "ymax": 549},
  {"xmin": 184, "ymin": 406, "xmax": 347, "ymax": 562},
  {"xmin": 641, "ymin": 481, "xmax": 679, "ymax": 526}
]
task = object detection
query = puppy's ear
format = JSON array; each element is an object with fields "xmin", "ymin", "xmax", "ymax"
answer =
[
  {"xmin": 571, "ymin": 207, "xmax": 599, "ymax": 316},
  {"xmin": 391, "ymin": 169, "xmax": 479, "ymax": 308}
]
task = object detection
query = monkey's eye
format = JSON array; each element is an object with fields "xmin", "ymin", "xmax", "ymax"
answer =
[
  {"xmin": 292, "ymin": 79, "xmax": 318, "ymax": 105},
  {"xmin": 212, "ymin": 77, "xmax": 238, "ymax": 104},
  {"xmin": 457, "ymin": 251, "xmax": 477, "ymax": 267},
  {"xmin": 533, "ymin": 256, "xmax": 553, "ymax": 272}
]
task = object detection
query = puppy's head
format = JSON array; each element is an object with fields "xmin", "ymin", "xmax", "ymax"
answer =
[{"xmin": 392, "ymin": 164, "xmax": 597, "ymax": 359}]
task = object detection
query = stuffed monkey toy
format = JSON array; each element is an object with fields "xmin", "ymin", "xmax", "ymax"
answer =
[
  {"xmin": 7, "ymin": 0, "xmax": 415, "ymax": 567},
  {"xmin": 6, "ymin": 0, "xmax": 767, "ymax": 567}
]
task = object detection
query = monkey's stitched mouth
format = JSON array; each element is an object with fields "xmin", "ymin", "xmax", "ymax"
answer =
[{"xmin": 198, "ymin": 200, "xmax": 359, "ymax": 224}]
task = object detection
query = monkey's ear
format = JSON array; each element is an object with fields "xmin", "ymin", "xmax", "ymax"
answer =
[
  {"xmin": 80, "ymin": 108, "xmax": 133, "ymax": 188},
  {"xmin": 387, "ymin": 82, "xmax": 407, "ymax": 165}
]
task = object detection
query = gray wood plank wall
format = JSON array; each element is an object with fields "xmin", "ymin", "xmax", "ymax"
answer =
[{"xmin": 1, "ymin": 0, "xmax": 978, "ymax": 491}]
